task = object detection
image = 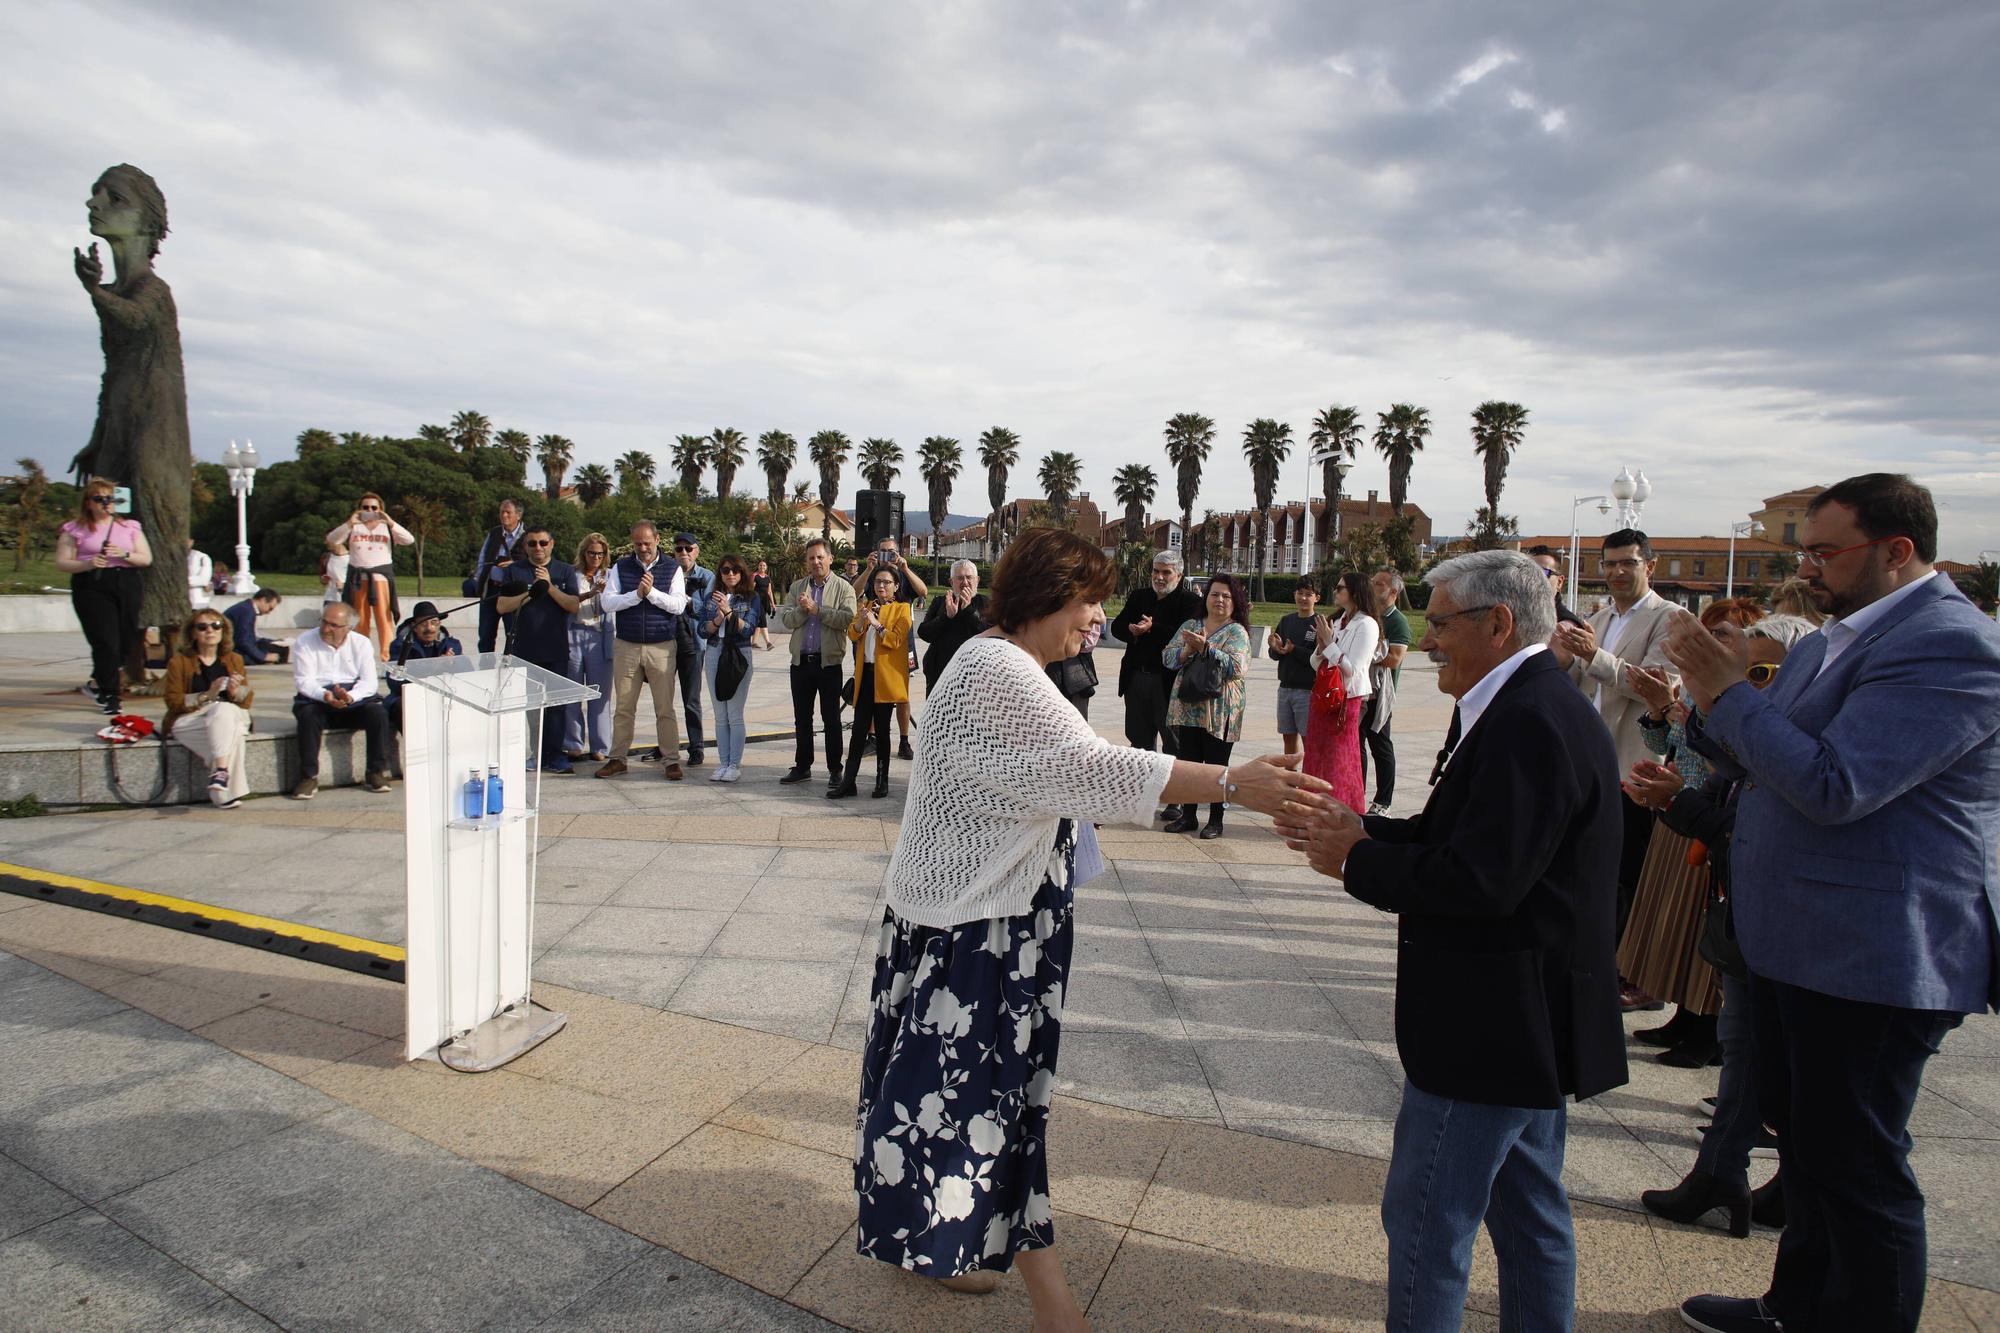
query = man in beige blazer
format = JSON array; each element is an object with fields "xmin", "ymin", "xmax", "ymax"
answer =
[{"xmin": 1554, "ymin": 528, "xmax": 1681, "ymax": 1008}]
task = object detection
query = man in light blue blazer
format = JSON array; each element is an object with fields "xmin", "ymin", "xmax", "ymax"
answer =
[{"xmin": 1664, "ymin": 474, "xmax": 2000, "ymax": 1333}]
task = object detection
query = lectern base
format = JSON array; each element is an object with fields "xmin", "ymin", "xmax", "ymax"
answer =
[{"xmin": 437, "ymin": 1002, "xmax": 568, "ymax": 1072}]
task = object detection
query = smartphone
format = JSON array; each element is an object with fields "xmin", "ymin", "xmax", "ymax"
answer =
[{"xmin": 111, "ymin": 485, "xmax": 133, "ymax": 514}]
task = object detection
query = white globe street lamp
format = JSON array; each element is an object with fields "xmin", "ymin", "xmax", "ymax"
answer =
[
  {"xmin": 1726, "ymin": 520, "xmax": 1764, "ymax": 598},
  {"xmin": 1567, "ymin": 493, "xmax": 1612, "ymax": 610},
  {"xmin": 223, "ymin": 439, "xmax": 261, "ymax": 595}
]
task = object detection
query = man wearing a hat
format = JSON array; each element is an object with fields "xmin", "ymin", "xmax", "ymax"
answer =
[
  {"xmin": 670, "ymin": 532, "xmax": 715, "ymax": 767},
  {"xmin": 386, "ymin": 601, "xmax": 462, "ymax": 731}
]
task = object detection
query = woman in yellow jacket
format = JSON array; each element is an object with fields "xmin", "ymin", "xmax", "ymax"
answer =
[{"xmin": 831, "ymin": 564, "xmax": 913, "ymax": 799}]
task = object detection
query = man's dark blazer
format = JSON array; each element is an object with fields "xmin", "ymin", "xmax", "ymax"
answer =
[
  {"xmin": 1341, "ymin": 650, "xmax": 1628, "ymax": 1109},
  {"xmin": 1110, "ymin": 580, "xmax": 1204, "ymax": 696},
  {"xmin": 918, "ymin": 591, "xmax": 987, "ymax": 688}
]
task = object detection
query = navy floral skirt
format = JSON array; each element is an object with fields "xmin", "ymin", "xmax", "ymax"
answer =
[{"xmin": 854, "ymin": 820, "xmax": 1077, "ymax": 1276}]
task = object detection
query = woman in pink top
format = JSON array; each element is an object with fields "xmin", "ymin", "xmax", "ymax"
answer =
[
  {"xmin": 326, "ymin": 492, "xmax": 413, "ymax": 660},
  {"xmin": 55, "ymin": 477, "xmax": 154, "ymax": 714}
]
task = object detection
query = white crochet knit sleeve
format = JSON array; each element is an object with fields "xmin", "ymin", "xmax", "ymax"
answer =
[{"xmin": 933, "ymin": 639, "xmax": 1173, "ymax": 824}]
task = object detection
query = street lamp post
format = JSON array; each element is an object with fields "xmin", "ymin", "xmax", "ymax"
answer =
[
  {"xmin": 1981, "ymin": 550, "xmax": 2000, "ymax": 621},
  {"xmin": 1726, "ymin": 519, "xmax": 1764, "ymax": 598},
  {"xmin": 222, "ymin": 439, "xmax": 261, "ymax": 595},
  {"xmin": 1568, "ymin": 494, "xmax": 1611, "ymax": 611}
]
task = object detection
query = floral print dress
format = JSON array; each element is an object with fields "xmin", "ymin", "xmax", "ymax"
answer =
[
  {"xmin": 854, "ymin": 820, "xmax": 1078, "ymax": 1276},
  {"xmin": 1160, "ymin": 619, "xmax": 1250, "ymax": 742}
]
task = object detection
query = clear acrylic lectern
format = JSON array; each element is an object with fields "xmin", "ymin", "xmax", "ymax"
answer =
[{"xmin": 390, "ymin": 653, "xmax": 598, "ymax": 1070}]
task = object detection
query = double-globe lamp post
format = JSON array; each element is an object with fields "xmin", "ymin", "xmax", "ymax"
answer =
[
  {"xmin": 1566, "ymin": 467, "xmax": 1651, "ymax": 611},
  {"xmin": 222, "ymin": 440, "xmax": 261, "ymax": 595}
]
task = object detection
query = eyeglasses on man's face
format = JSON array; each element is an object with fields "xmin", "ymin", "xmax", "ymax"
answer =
[
  {"xmin": 1789, "ymin": 534, "xmax": 1906, "ymax": 568},
  {"xmin": 674, "ymin": 545, "xmax": 695, "ymax": 553},
  {"xmin": 1746, "ymin": 662, "xmax": 1781, "ymax": 685},
  {"xmin": 1427, "ymin": 604, "xmax": 1497, "ymax": 631},
  {"xmin": 524, "ymin": 540, "xmax": 552, "ymax": 549}
]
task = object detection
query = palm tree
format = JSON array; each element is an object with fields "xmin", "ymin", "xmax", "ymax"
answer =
[
  {"xmin": 1112, "ymin": 463, "xmax": 1158, "ymax": 547},
  {"xmin": 450, "ymin": 410, "xmax": 492, "ymax": 453},
  {"xmin": 615, "ymin": 449, "xmax": 656, "ymax": 495},
  {"xmin": 757, "ymin": 430, "xmax": 798, "ymax": 509},
  {"xmin": 857, "ymin": 437, "xmax": 904, "ymax": 491},
  {"xmin": 807, "ymin": 430, "xmax": 851, "ymax": 544},
  {"xmin": 1309, "ymin": 405, "xmax": 1363, "ymax": 565},
  {"xmin": 416, "ymin": 424, "xmax": 450, "ymax": 445},
  {"xmin": 917, "ymin": 436, "xmax": 963, "ymax": 581},
  {"xmin": 709, "ymin": 427, "xmax": 748, "ymax": 505},
  {"xmin": 1242, "ymin": 418, "xmax": 1294, "ymax": 602},
  {"xmin": 573, "ymin": 463, "xmax": 613, "ymax": 506},
  {"xmin": 1038, "ymin": 451, "xmax": 1083, "ymax": 529},
  {"xmin": 1164, "ymin": 412, "xmax": 1216, "ymax": 548},
  {"xmin": 670, "ymin": 434, "xmax": 709, "ymax": 496},
  {"xmin": 295, "ymin": 428, "xmax": 337, "ymax": 460},
  {"xmin": 1469, "ymin": 400, "xmax": 1531, "ymax": 542},
  {"xmin": 494, "ymin": 428, "xmax": 532, "ymax": 467},
  {"xmin": 534, "ymin": 434, "xmax": 574, "ymax": 501},
  {"xmin": 400, "ymin": 494, "xmax": 448, "ymax": 593},
  {"xmin": 977, "ymin": 427, "xmax": 1021, "ymax": 561},
  {"xmin": 1372, "ymin": 403, "xmax": 1431, "ymax": 518},
  {"xmin": 338, "ymin": 431, "xmax": 377, "ymax": 449}
]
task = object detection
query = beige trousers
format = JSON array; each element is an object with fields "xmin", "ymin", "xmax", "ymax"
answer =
[
  {"xmin": 169, "ymin": 700, "xmax": 251, "ymax": 802},
  {"xmin": 610, "ymin": 638, "xmax": 679, "ymax": 760}
]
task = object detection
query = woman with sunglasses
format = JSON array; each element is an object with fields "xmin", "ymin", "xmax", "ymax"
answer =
[
  {"xmin": 565, "ymin": 532, "xmax": 615, "ymax": 761},
  {"xmin": 326, "ymin": 493, "xmax": 413, "ymax": 662},
  {"xmin": 162, "ymin": 612, "xmax": 255, "ymax": 808},
  {"xmin": 701, "ymin": 554, "xmax": 764, "ymax": 783},
  {"xmin": 54, "ymin": 478, "xmax": 154, "ymax": 715}
]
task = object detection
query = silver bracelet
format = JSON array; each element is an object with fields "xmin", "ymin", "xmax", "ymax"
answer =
[{"xmin": 1217, "ymin": 767, "xmax": 1238, "ymax": 797}]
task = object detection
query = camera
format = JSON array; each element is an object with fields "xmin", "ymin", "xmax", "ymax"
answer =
[{"xmin": 111, "ymin": 485, "xmax": 133, "ymax": 514}]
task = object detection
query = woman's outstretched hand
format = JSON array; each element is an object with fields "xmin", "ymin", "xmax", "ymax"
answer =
[{"xmin": 1224, "ymin": 752, "xmax": 1332, "ymax": 819}]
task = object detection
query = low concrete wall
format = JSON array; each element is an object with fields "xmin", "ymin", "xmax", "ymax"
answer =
[
  {"xmin": 3, "ymin": 728, "xmax": 382, "ymax": 807},
  {"xmin": 0, "ymin": 594, "xmax": 463, "ymax": 639}
]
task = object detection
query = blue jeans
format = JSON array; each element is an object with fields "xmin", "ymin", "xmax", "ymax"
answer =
[
  {"xmin": 565, "ymin": 624, "xmax": 613, "ymax": 755},
  {"xmin": 1382, "ymin": 1080, "xmax": 1575, "ymax": 1333},
  {"xmin": 704, "ymin": 643, "xmax": 753, "ymax": 766},
  {"xmin": 1695, "ymin": 971, "xmax": 1761, "ymax": 1187}
]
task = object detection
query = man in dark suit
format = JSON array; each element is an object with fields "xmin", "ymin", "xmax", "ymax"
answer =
[
  {"xmin": 1110, "ymin": 548, "xmax": 1205, "ymax": 763},
  {"xmin": 471, "ymin": 497, "xmax": 526, "ymax": 653},
  {"xmin": 917, "ymin": 559, "xmax": 987, "ymax": 691},
  {"xmin": 1666, "ymin": 474, "xmax": 2000, "ymax": 1333},
  {"xmin": 1281, "ymin": 549, "xmax": 1626, "ymax": 1333}
]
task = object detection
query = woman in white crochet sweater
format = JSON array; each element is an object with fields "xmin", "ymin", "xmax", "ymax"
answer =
[{"xmin": 854, "ymin": 528, "xmax": 1329, "ymax": 1329}]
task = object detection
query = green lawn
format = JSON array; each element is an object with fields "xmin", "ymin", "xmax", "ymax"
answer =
[
  {"xmin": 1103, "ymin": 596, "xmax": 1426, "ymax": 640},
  {"xmin": 6, "ymin": 557, "xmax": 340, "ymax": 598}
]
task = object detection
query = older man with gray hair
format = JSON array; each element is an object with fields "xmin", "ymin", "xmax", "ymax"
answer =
[
  {"xmin": 1111, "ymin": 547, "xmax": 1206, "ymax": 768},
  {"xmin": 917, "ymin": 558, "xmax": 987, "ymax": 692},
  {"xmin": 1279, "ymin": 549, "xmax": 1627, "ymax": 1332}
]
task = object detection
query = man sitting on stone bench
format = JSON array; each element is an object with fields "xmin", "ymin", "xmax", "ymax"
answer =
[
  {"xmin": 222, "ymin": 587, "xmax": 291, "ymax": 665},
  {"xmin": 290, "ymin": 602, "xmax": 393, "ymax": 800}
]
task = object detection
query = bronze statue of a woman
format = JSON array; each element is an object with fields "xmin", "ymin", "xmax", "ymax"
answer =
[{"xmin": 71, "ymin": 163, "xmax": 192, "ymax": 633}]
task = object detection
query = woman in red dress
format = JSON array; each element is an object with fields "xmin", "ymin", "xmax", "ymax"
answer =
[{"xmin": 1303, "ymin": 571, "xmax": 1382, "ymax": 813}]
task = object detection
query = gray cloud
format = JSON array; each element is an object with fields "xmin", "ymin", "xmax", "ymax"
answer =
[{"xmin": 3, "ymin": 0, "xmax": 1996, "ymax": 552}]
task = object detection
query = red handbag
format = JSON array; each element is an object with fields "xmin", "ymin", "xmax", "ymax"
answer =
[{"xmin": 1310, "ymin": 662, "xmax": 1347, "ymax": 717}]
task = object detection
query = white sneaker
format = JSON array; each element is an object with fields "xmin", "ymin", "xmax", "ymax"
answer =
[
  {"xmin": 708, "ymin": 766, "xmax": 729, "ymax": 783},
  {"xmin": 719, "ymin": 764, "xmax": 741, "ymax": 783}
]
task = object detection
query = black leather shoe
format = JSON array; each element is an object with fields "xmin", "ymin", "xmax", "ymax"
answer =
[
  {"xmin": 1635, "ymin": 1007, "xmax": 1692, "ymax": 1047},
  {"xmin": 1658, "ymin": 1037, "xmax": 1723, "ymax": 1068},
  {"xmin": 1198, "ymin": 816, "xmax": 1224, "ymax": 840},
  {"xmin": 826, "ymin": 781, "xmax": 857, "ymax": 800},
  {"xmin": 1679, "ymin": 1294, "xmax": 1783, "ymax": 1332},
  {"xmin": 897, "ymin": 738, "xmax": 913, "ymax": 760},
  {"xmin": 1641, "ymin": 1169, "xmax": 1750, "ymax": 1238},
  {"xmin": 871, "ymin": 777, "xmax": 889, "ymax": 798},
  {"xmin": 1749, "ymin": 1173, "xmax": 1785, "ymax": 1229},
  {"xmin": 1162, "ymin": 806, "xmax": 1198, "ymax": 834},
  {"xmin": 779, "ymin": 767, "xmax": 812, "ymax": 784}
]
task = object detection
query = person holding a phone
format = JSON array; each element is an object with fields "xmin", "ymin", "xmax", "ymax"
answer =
[
  {"xmin": 854, "ymin": 538, "xmax": 927, "ymax": 758},
  {"xmin": 327, "ymin": 492, "xmax": 414, "ymax": 663},
  {"xmin": 162, "ymin": 611, "xmax": 255, "ymax": 809},
  {"xmin": 55, "ymin": 477, "xmax": 153, "ymax": 715},
  {"xmin": 491, "ymin": 525, "xmax": 582, "ymax": 774}
]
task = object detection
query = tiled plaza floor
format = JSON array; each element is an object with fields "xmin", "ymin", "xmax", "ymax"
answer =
[{"xmin": 2, "ymin": 643, "xmax": 1996, "ymax": 1328}]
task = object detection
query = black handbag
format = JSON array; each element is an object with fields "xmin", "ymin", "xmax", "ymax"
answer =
[
  {"xmin": 1176, "ymin": 651, "xmax": 1225, "ymax": 702},
  {"xmin": 1696, "ymin": 890, "xmax": 1748, "ymax": 979},
  {"xmin": 714, "ymin": 641, "xmax": 750, "ymax": 702}
]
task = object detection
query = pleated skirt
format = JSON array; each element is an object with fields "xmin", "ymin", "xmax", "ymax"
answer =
[{"xmin": 1615, "ymin": 822, "xmax": 1722, "ymax": 1014}]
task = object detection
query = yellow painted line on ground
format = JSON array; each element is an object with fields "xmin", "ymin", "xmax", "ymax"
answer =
[{"xmin": 0, "ymin": 861, "xmax": 404, "ymax": 962}]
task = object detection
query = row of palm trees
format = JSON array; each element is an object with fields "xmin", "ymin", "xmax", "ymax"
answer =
[{"xmin": 364, "ymin": 399, "xmax": 1528, "ymax": 584}]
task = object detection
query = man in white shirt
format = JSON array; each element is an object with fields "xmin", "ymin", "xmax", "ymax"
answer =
[
  {"xmin": 290, "ymin": 602, "xmax": 393, "ymax": 799},
  {"xmin": 595, "ymin": 520, "xmax": 690, "ymax": 780},
  {"xmin": 1553, "ymin": 528, "xmax": 1681, "ymax": 1005}
]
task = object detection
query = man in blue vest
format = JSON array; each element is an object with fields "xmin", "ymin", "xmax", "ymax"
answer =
[
  {"xmin": 491, "ymin": 527, "xmax": 580, "ymax": 774},
  {"xmin": 670, "ymin": 532, "xmax": 715, "ymax": 767},
  {"xmin": 595, "ymin": 521, "xmax": 690, "ymax": 780},
  {"xmin": 473, "ymin": 497, "xmax": 526, "ymax": 653}
]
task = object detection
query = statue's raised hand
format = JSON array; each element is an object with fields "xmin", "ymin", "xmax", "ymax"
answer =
[{"xmin": 74, "ymin": 243, "xmax": 104, "ymax": 290}]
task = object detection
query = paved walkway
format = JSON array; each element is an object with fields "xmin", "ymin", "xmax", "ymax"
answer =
[{"xmin": 2, "ymin": 643, "xmax": 1996, "ymax": 1328}]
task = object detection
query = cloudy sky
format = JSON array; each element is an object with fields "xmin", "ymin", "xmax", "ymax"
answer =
[{"xmin": 4, "ymin": 0, "xmax": 1995, "ymax": 553}]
